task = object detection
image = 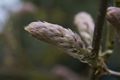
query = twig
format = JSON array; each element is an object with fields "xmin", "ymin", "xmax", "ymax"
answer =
[
  {"xmin": 92, "ymin": 0, "xmax": 108, "ymax": 57},
  {"xmin": 102, "ymin": 62, "xmax": 120, "ymax": 77},
  {"xmin": 90, "ymin": 68, "xmax": 99, "ymax": 80},
  {"xmin": 106, "ymin": 68, "xmax": 120, "ymax": 76}
]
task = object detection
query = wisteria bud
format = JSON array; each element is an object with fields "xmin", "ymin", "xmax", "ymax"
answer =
[
  {"xmin": 25, "ymin": 21, "xmax": 95, "ymax": 65},
  {"xmin": 74, "ymin": 12, "xmax": 94, "ymax": 48},
  {"xmin": 80, "ymin": 32, "xmax": 92, "ymax": 46},
  {"xmin": 106, "ymin": 7, "xmax": 120, "ymax": 31},
  {"xmin": 106, "ymin": 7, "xmax": 120, "ymax": 39}
]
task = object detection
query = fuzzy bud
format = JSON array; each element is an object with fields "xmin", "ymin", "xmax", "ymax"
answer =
[
  {"xmin": 106, "ymin": 7, "xmax": 120, "ymax": 32},
  {"xmin": 74, "ymin": 12, "xmax": 94, "ymax": 48},
  {"xmin": 25, "ymin": 21, "xmax": 95, "ymax": 65},
  {"xmin": 106, "ymin": 7, "xmax": 120, "ymax": 41}
]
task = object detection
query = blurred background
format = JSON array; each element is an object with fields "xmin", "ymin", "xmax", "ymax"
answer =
[{"xmin": 0, "ymin": 0, "xmax": 119, "ymax": 80}]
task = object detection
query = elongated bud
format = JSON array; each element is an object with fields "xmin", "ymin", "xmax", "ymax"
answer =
[
  {"xmin": 25, "ymin": 21, "xmax": 94, "ymax": 65},
  {"xmin": 25, "ymin": 21, "xmax": 84, "ymax": 48},
  {"xmin": 106, "ymin": 7, "xmax": 120, "ymax": 29},
  {"xmin": 106, "ymin": 7, "xmax": 120, "ymax": 39},
  {"xmin": 74, "ymin": 12, "xmax": 94, "ymax": 48}
]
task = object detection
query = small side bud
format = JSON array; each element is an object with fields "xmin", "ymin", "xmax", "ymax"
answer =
[
  {"xmin": 74, "ymin": 12, "xmax": 94, "ymax": 48},
  {"xmin": 106, "ymin": 7, "xmax": 120, "ymax": 39},
  {"xmin": 106, "ymin": 7, "xmax": 120, "ymax": 29}
]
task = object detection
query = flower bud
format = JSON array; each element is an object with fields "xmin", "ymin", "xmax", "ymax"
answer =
[
  {"xmin": 25, "ymin": 21, "xmax": 94, "ymax": 64},
  {"xmin": 106, "ymin": 7, "xmax": 120, "ymax": 30},
  {"xmin": 74, "ymin": 12, "xmax": 94, "ymax": 48}
]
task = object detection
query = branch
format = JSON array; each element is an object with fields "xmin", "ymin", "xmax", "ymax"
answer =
[
  {"xmin": 102, "ymin": 62, "xmax": 120, "ymax": 77},
  {"xmin": 92, "ymin": 0, "xmax": 109, "ymax": 57},
  {"xmin": 91, "ymin": 0, "xmax": 109, "ymax": 80},
  {"xmin": 107, "ymin": 69, "xmax": 120, "ymax": 76}
]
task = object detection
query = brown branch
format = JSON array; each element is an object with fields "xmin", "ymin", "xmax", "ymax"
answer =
[
  {"xmin": 92, "ymin": 0, "xmax": 108, "ymax": 57},
  {"xmin": 91, "ymin": 0, "xmax": 109, "ymax": 80}
]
